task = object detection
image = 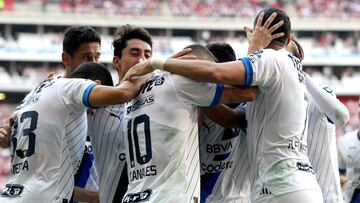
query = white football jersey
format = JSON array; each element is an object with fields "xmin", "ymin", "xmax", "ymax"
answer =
[
  {"xmin": 122, "ymin": 71, "xmax": 223, "ymax": 203},
  {"xmin": 88, "ymin": 104, "xmax": 128, "ymax": 203},
  {"xmin": 338, "ymin": 130, "xmax": 360, "ymax": 202},
  {"xmin": 199, "ymin": 105, "xmax": 250, "ymax": 203},
  {"xmin": 306, "ymin": 88, "xmax": 343, "ymax": 203},
  {"xmin": 0, "ymin": 78, "xmax": 96, "ymax": 203},
  {"xmin": 66, "ymin": 112, "xmax": 88, "ymax": 175},
  {"xmin": 242, "ymin": 49, "xmax": 320, "ymax": 201},
  {"xmin": 74, "ymin": 135, "xmax": 99, "ymax": 203}
]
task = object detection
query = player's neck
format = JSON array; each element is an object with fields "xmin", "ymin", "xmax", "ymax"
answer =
[{"xmin": 267, "ymin": 43, "xmax": 285, "ymax": 51}]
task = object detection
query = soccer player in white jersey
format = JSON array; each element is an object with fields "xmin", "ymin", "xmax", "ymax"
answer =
[
  {"xmin": 199, "ymin": 42, "xmax": 251, "ymax": 203},
  {"xmin": 287, "ymin": 38, "xmax": 349, "ymax": 203},
  {"xmin": 0, "ymin": 25, "xmax": 103, "ymax": 202},
  {"xmin": 338, "ymin": 98, "xmax": 360, "ymax": 203},
  {"xmin": 123, "ymin": 8, "xmax": 324, "ymax": 203},
  {"xmin": 61, "ymin": 26, "xmax": 101, "ymax": 203},
  {"xmin": 0, "ymin": 62, "xmax": 148, "ymax": 202},
  {"xmin": 121, "ymin": 44, "xmax": 260, "ymax": 203},
  {"xmin": 87, "ymin": 24, "xmax": 153, "ymax": 203}
]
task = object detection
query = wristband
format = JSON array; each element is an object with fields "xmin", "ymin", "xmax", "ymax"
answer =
[{"xmin": 150, "ymin": 59, "xmax": 166, "ymax": 71}]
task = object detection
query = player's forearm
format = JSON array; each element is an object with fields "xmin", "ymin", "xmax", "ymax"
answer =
[
  {"xmin": 164, "ymin": 59, "xmax": 246, "ymax": 85},
  {"xmin": 89, "ymin": 82, "xmax": 139, "ymax": 107},
  {"xmin": 201, "ymin": 105, "xmax": 239, "ymax": 128},
  {"xmin": 220, "ymin": 86, "xmax": 257, "ymax": 104},
  {"xmin": 201, "ymin": 105, "xmax": 247, "ymax": 128},
  {"xmin": 305, "ymin": 75, "xmax": 349, "ymax": 125},
  {"xmin": 73, "ymin": 187, "xmax": 99, "ymax": 203}
]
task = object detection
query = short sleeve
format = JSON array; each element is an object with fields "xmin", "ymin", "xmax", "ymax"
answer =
[
  {"xmin": 171, "ymin": 74, "xmax": 223, "ymax": 108},
  {"xmin": 60, "ymin": 78, "xmax": 97, "ymax": 112},
  {"xmin": 239, "ymin": 49, "xmax": 283, "ymax": 89}
]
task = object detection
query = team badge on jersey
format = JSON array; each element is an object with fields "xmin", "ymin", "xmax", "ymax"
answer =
[{"xmin": 247, "ymin": 50, "xmax": 263, "ymax": 64}]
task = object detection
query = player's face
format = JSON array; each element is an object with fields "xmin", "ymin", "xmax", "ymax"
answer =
[
  {"xmin": 64, "ymin": 42, "xmax": 101, "ymax": 74},
  {"xmin": 114, "ymin": 39, "xmax": 152, "ymax": 80}
]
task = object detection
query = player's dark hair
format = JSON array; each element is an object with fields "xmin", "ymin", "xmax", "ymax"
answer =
[
  {"xmin": 113, "ymin": 24, "xmax": 153, "ymax": 58},
  {"xmin": 206, "ymin": 42, "xmax": 236, "ymax": 62},
  {"xmin": 70, "ymin": 62, "xmax": 114, "ymax": 86},
  {"xmin": 254, "ymin": 8, "xmax": 291, "ymax": 45},
  {"xmin": 205, "ymin": 42, "xmax": 239, "ymax": 108},
  {"xmin": 184, "ymin": 44, "xmax": 218, "ymax": 63},
  {"xmin": 63, "ymin": 26, "xmax": 101, "ymax": 56},
  {"xmin": 290, "ymin": 37, "xmax": 304, "ymax": 62}
]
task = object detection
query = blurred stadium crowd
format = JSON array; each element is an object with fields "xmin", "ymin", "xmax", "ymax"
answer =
[
  {"xmin": 0, "ymin": 31, "xmax": 358, "ymax": 95},
  {"xmin": 0, "ymin": 0, "xmax": 359, "ymax": 19}
]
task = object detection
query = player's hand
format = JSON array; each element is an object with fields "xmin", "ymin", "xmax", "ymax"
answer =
[
  {"xmin": 245, "ymin": 11, "xmax": 285, "ymax": 54},
  {"xmin": 87, "ymin": 108, "xmax": 96, "ymax": 115},
  {"xmin": 122, "ymin": 60, "xmax": 154, "ymax": 82},
  {"xmin": 170, "ymin": 48, "xmax": 197, "ymax": 60},
  {"xmin": 0, "ymin": 117, "xmax": 14, "ymax": 148}
]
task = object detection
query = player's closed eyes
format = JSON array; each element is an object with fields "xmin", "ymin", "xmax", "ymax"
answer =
[{"xmin": 145, "ymin": 53, "xmax": 151, "ymax": 59}]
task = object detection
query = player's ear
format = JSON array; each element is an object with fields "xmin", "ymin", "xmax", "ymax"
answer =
[
  {"xmin": 286, "ymin": 35, "xmax": 291, "ymax": 46},
  {"xmin": 94, "ymin": 79, "xmax": 101, "ymax": 85},
  {"xmin": 62, "ymin": 52, "xmax": 70, "ymax": 67},
  {"xmin": 112, "ymin": 56, "xmax": 121, "ymax": 73}
]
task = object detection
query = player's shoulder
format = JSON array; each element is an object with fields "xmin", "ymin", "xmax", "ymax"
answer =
[
  {"xmin": 58, "ymin": 77, "xmax": 85, "ymax": 84},
  {"xmin": 320, "ymin": 85, "xmax": 336, "ymax": 97},
  {"xmin": 247, "ymin": 48, "xmax": 288, "ymax": 65},
  {"xmin": 340, "ymin": 130, "xmax": 358, "ymax": 144}
]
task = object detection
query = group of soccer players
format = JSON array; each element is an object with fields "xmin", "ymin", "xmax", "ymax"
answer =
[{"xmin": 0, "ymin": 7, "xmax": 357, "ymax": 203}]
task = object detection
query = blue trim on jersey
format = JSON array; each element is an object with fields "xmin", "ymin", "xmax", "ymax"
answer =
[
  {"xmin": 240, "ymin": 57, "xmax": 253, "ymax": 86},
  {"xmin": 210, "ymin": 84, "xmax": 224, "ymax": 108},
  {"xmin": 82, "ymin": 83, "xmax": 96, "ymax": 108},
  {"xmin": 75, "ymin": 153, "xmax": 94, "ymax": 187},
  {"xmin": 239, "ymin": 103, "xmax": 247, "ymax": 111},
  {"xmin": 213, "ymin": 152, "xmax": 231, "ymax": 161},
  {"xmin": 201, "ymin": 172, "xmax": 221, "ymax": 203}
]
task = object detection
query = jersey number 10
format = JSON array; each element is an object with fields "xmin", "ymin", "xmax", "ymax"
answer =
[{"xmin": 127, "ymin": 114, "xmax": 152, "ymax": 168}]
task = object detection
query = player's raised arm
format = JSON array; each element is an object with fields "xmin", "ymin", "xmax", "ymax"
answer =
[
  {"xmin": 199, "ymin": 86, "xmax": 255, "ymax": 129},
  {"xmin": 88, "ymin": 75, "xmax": 150, "ymax": 107},
  {"xmin": 68, "ymin": 62, "xmax": 151, "ymax": 108},
  {"xmin": 122, "ymin": 12, "xmax": 284, "ymax": 85},
  {"xmin": 201, "ymin": 105, "xmax": 247, "ymax": 129},
  {"xmin": 305, "ymin": 74, "xmax": 349, "ymax": 125},
  {"xmin": 123, "ymin": 58, "xmax": 248, "ymax": 85},
  {"xmin": 245, "ymin": 12, "xmax": 284, "ymax": 54},
  {"xmin": 220, "ymin": 86, "xmax": 257, "ymax": 104}
]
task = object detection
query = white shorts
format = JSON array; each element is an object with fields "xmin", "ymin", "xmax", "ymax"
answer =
[{"xmin": 254, "ymin": 188, "xmax": 323, "ymax": 203}]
